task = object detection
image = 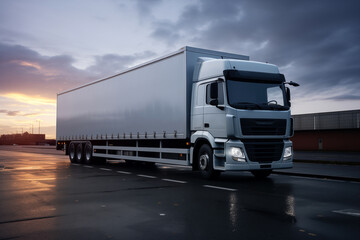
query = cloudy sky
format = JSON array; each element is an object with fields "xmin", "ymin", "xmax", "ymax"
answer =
[{"xmin": 0, "ymin": 0, "xmax": 359, "ymax": 139}]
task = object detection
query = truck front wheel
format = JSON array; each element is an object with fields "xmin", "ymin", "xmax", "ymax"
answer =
[{"xmin": 198, "ymin": 144, "xmax": 220, "ymax": 179}]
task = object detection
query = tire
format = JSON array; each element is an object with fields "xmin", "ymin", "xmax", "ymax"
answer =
[
  {"xmin": 251, "ymin": 170, "xmax": 272, "ymax": 178},
  {"xmin": 69, "ymin": 142, "xmax": 76, "ymax": 163},
  {"xmin": 198, "ymin": 144, "xmax": 221, "ymax": 179},
  {"xmin": 84, "ymin": 142, "xmax": 94, "ymax": 164},
  {"xmin": 75, "ymin": 143, "xmax": 84, "ymax": 163}
]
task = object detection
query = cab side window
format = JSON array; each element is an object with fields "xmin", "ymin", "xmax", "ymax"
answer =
[{"xmin": 206, "ymin": 82, "xmax": 224, "ymax": 105}]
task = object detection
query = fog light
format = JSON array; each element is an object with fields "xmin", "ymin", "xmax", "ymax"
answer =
[
  {"xmin": 231, "ymin": 147, "xmax": 246, "ymax": 162},
  {"xmin": 283, "ymin": 146, "xmax": 292, "ymax": 160}
]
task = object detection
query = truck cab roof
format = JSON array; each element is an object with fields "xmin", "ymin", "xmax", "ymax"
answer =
[{"xmin": 195, "ymin": 58, "xmax": 280, "ymax": 82}]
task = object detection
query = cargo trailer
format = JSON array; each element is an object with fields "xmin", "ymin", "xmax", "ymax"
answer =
[{"xmin": 57, "ymin": 46, "xmax": 299, "ymax": 178}]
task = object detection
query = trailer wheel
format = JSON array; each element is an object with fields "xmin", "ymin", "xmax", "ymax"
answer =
[
  {"xmin": 84, "ymin": 142, "xmax": 93, "ymax": 164},
  {"xmin": 198, "ymin": 144, "xmax": 220, "ymax": 179},
  {"xmin": 69, "ymin": 142, "xmax": 76, "ymax": 163},
  {"xmin": 75, "ymin": 143, "xmax": 84, "ymax": 163},
  {"xmin": 250, "ymin": 170, "xmax": 272, "ymax": 178}
]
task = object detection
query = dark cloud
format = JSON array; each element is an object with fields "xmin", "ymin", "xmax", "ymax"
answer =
[
  {"xmin": 0, "ymin": 109, "xmax": 40, "ymax": 117},
  {"xmin": 87, "ymin": 51, "xmax": 156, "ymax": 77},
  {"xmin": 324, "ymin": 95, "xmax": 360, "ymax": 101},
  {"xmin": 22, "ymin": 112, "xmax": 41, "ymax": 117},
  {"xmin": 0, "ymin": 43, "xmax": 93, "ymax": 98},
  {"xmin": 0, "ymin": 42, "xmax": 156, "ymax": 98},
  {"xmin": 149, "ymin": 0, "xmax": 360, "ymax": 102},
  {"xmin": 0, "ymin": 110, "xmax": 20, "ymax": 116},
  {"xmin": 150, "ymin": 24, "xmax": 181, "ymax": 46},
  {"xmin": 135, "ymin": 0, "xmax": 162, "ymax": 18}
]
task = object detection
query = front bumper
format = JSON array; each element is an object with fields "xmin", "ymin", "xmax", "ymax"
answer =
[{"xmin": 222, "ymin": 139, "xmax": 293, "ymax": 171}]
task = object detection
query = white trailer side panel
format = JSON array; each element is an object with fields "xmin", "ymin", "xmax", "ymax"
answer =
[
  {"xmin": 57, "ymin": 47, "xmax": 249, "ymax": 141},
  {"xmin": 57, "ymin": 51, "xmax": 187, "ymax": 140}
]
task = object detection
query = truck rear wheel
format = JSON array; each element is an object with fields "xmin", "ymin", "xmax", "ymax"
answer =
[
  {"xmin": 84, "ymin": 142, "xmax": 94, "ymax": 164},
  {"xmin": 75, "ymin": 143, "xmax": 84, "ymax": 163},
  {"xmin": 251, "ymin": 170, "xmax": 272, "ymax": 178},
  {"xmin": 198, "ymin": 144, "xmax": 220, "ymax": 179},
  {"xmin": 69, "ymin": 142, "xmax": 76, "ymax": 163}
]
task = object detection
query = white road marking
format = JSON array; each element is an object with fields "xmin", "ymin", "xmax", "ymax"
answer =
[
  {"xmin": 332, "ymin": 209, "xmax": 360, "ymax": 217},
  {"xmin": 137, "ymin": 174, "xmax": 157, "ymax": 179},
  {"xmin": 83, "ymin": 165, "xmax": 94, "ymax": 168},
  {"xmin": 117, "ymin": 171, "xmax": 132, "ymax": 175},
  {"xmin": 99, "ymin": 168, "xmax": 112, "ymax": 171},
  {"xmin": 72, "ymin": 164, "xmax": 80, "ymax": 166},
  {"xmin": 203, "ymin": 185, "xmax": 237, "ymax": 192},
  {"xmin": 162, "ymin": 179, "xmax": 187, "ymax": 184}
]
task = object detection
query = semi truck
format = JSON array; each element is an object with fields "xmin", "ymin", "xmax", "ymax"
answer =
[{"xmin": 56, "ymin": 46, "xmax": 299, "ymax": 179}]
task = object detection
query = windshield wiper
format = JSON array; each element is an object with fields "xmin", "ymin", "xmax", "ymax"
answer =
[
  {"xmin": 260, "ymin": 103, "xmax": 289, "ymax": 110},
  {"xmin": 232, "ymin": 102, "xmax": 289, "ymax": 110},
  {"xmin": 232, "ymin": 102, "xmax": 262, "ymax": 110}
]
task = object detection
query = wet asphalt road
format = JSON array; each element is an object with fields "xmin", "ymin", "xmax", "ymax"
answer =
[{"xmin": 0, "ymin": 147, "xmax": 359, "ymax": 240}]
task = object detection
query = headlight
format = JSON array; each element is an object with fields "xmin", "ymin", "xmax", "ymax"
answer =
[
  {"xmin": 231, "ymin": 147, "xmax": 246, "ymax": 162},
  {"xmin": 283, "ymin": 146, "xmax": 292, "ymax": 160}
]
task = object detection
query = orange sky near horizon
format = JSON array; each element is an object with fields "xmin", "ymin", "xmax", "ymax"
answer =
[
  {"xmin": 0, "ymin": 45, "xmax": 93, "ymax": 140},
  {"xmin": 0, "ymin": 92, "xmax": 57, "ymax": 139}
]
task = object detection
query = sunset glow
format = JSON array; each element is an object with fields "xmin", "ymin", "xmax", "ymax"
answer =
[
  {"xmin": 14, "ymin": 60, "xmax": 42, "ymax": 71},
  {"xmin": 2, "ymin": 93, "xmax": 56, "ymax": 106},
  {"xmin": 0, "ymin": 93, "xmax": 56, "ymax": 138}
]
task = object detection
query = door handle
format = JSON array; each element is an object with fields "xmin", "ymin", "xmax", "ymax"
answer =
[{"xmin": 204, "ymin": 123, "xmax": 210, "ymax": 128}]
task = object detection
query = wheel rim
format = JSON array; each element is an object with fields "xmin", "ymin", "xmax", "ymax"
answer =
[
  {"xmin": 85, "ymin": 145, "xmax": 91, "ymax": 161},
  {"xmin": 69, "ymin": 144, "xmax": 75, "ymax": 160},
  {"xmin": 76, "ymin": 145, "xmax": 82, "ymax": 161},
  {"xmin": 199, "ymin": 153, "xmax": 209, "ymax": 170}
]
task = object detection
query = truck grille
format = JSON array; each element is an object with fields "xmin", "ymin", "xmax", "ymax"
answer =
[
  {"xmin": 242, "ymin": 139, "xmax": 284, "ymax": 163},
  {"xmin": 241, "ymin": 118, "xmax": 286, "ymax": 135}
]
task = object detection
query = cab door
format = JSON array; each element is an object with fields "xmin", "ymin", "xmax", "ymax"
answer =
[
  {"xmin": 203, "ymin": 80, "xmax": 227, "ymax": 138},
  {"xmin": 191, "ymin": 83, "xmax": 206, "ymax": 131}
]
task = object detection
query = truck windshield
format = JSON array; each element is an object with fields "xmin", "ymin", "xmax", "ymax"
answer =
[{"xmin": 226, "ymin": 79, "xmax": 289, "ymax": 110}]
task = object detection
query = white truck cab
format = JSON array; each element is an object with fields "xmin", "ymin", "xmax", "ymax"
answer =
[{"xmin": 190, "ymin": 58, "xmax": 297, "ymax": 178}]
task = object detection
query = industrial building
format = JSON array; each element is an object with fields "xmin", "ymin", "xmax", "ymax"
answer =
[
  {"xmin": 0, "ymin": 132, "xmax": 46, "ymax": 145},
  {"xmin": 292, "ymin": 110, "xmax": 360, "ymax": 151}
]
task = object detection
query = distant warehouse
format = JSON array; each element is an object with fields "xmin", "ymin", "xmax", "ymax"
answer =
[
  {"xmin": 0, "ymin": 132, "xmax": 45, "ymax": 145},
  {"xmin": 291, "ymin": 110, "xmax": 360, "ymax": 151}
]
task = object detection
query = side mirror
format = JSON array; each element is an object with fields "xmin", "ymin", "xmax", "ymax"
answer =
[
  {"xmin": 210, "ymin": 82, "xmax": 218, "ymax": 99},
  {"xmin": 285, "ymin": 81, "xmax": 300, "ymax": 87},
  {"xmin": 286, "ymin": 87, "xmax": 291, "ymax": 107}
]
